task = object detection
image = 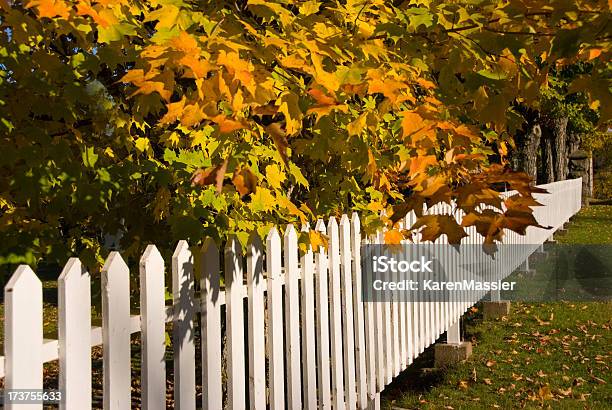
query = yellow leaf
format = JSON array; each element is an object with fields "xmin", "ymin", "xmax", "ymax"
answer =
[
  {"xmin": 232, "ymin": 88, "xmax": 244, "ymax": 114},
  {"xmin": 309, "ymin": 230, "xmax": 328, "ymax": 250},
  {"xmin": 299, "ymin": 0, "xmax": 320, "ymax": 16},
  {"xmin": 538, "ymin": 386, "xmax": 552, "ymax": 400},
  {"xmin": 134, "ymin": 137, "xmax": 153, "ymax": 156},
  {"xmin": 347, "ymin": 114, "xmax": 368, "ymax": 136},
  {"xmin": 265, "ymin": 164, "xmax": 285, "ymax": 190},
  {"xmin": 250, "ymin": 187, "xmax": 276, "ymax": 212}
]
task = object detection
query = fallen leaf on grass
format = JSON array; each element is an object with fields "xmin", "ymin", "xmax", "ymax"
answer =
[
  {"xmin": 486, "ymin": 360, "xmax": 497, "ymax": 367},
  {"xmin": 558, "ymin": 387, "xmax": 572, "ymax": 396},
  {"xmin": 458, "ymin": 380, "xmax": 469, "ymax": 390},
  {"xmin": 538, "ymin": 386, "xmax": 553, "ymax": 400},
  {"xmin": 589, "ymin": 375, "xmax": 606, "ymax": 384},
  {"xmin": 483, "ymin": 378, "xmax": 492, "ymax": 385}
]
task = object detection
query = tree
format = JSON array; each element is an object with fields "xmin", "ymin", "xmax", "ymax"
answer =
[{"xmin": 1, "ymin": 0, "xmax": 610, "ymax": 269}]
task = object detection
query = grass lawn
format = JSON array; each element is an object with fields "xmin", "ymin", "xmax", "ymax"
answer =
[
  {"xmin": 382, "ymin": 205, "xmax": 612, "ymax": 409},
  {"xmin": 556, "ymin": 205, "xmax": 612, "ymax": 244}
]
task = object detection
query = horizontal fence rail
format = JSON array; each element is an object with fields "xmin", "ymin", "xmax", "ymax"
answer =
[{"xmin": 0, "ymin": 178, "xmax": 582, "ymax": 409}]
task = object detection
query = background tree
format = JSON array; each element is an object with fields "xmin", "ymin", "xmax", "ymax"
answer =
[{"xmin": 0, "ymin": 0, "xmax": 610, "ymax": 271}]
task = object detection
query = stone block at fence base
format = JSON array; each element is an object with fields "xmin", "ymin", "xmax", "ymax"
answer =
[
  {"xmin": 529, "ymin": 251, "xmax": 548, "ymax": 264},
  {"xmin": 483, "ymin": 300, "xmax": 511, "ymax": 320},
  {"xmin": 434, "ymin": 342, "xmax": 472, "ymax": 367},
  {"xmin": 516, "ymin": 269, "xmax": 537, "ymax": 278}
]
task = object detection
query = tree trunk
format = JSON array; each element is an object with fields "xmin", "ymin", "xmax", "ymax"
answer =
[
  {"xmin": 514, "ymin": 123, "xmax": 542, "ymax": 183},
  {"xmin": 540, "ymin": 128, "xmax": 555, "ymax": 183},
  {"xmin": 550, "ymin": 117, "xmax": 569, "ymax": 180}
]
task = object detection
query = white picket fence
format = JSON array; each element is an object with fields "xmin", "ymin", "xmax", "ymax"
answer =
[{"xmin": 0, "ymin": 178, "xmax": 582, "ymax": 409}]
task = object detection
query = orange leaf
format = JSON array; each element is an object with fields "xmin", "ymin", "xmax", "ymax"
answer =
[
  {"xmin": 588, "ymin": 48, "xmax": 602, "ymax": 60},
  {"xmin": 307, "ymin": 88, "xmax": 336, "ymax": 106},
  {"xmin": 191, "ymin": 157, "xmax": 229, "ymax": 193},
  {"xmin": 384, "ymin": 229, "xmax": 403, "ymax": 245},
  {"xmin": 232, "ymin": 167, "xmax": 257, "ymax": 197},
  {"xmin": 27, "ymin": 0, "xmax": 70, "ymax": 19},
  {"xmin": 213, "ymin": 115, "xmax": 246, "ymax": 133}
]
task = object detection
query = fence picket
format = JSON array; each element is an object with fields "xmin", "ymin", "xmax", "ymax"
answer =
[
  {"xmin": 267, "ymin": 228, "xmax": 286, "ymax": 410},
  {"xmin": 246, "ymin": 233, "xmax": 266, "ymax": 409},
  {"xmin": 172, "ymin": 241, "xmax": 196, "ymax": 410},
  {"xmin": 327, "ymin": 217, "xmax": 346, "ymax": 409},
  {"xmin": 225, "ymin": 237, "xmax": 246, "ymax": 410},
  {"xmin": 59, "ymin": 258, "xmax": 92, "ymax": 410},
  {"xmin": 102, "ymin": 252, "xmax": 131, "ymax": 410},
  {"xmin": 339, "ymin": 215, "xmax": 357, "ymax": 409},
  {"xmin": 4, "ymin": 266, "xmax": 43, "ymax": 410},
  {"xmin": 350, "ymin": 213, "xmax": 368, "ymax": 409},
  {"xmin": 200, "ymin": 238, "xmax": 222, "ymax": 409},
  {"xmin": 284, "ymin": 225, "xmax": 302, "ymax": 409},
  {"xmin": 300, "ymin": 224, "xmax": 318, "ymax": 410},
  {"xmin": 315, "ymin": 219, "xmax": 332, "ymax": 409},
  {"xmin": 139, "ymin": 246, "xmax": 166, "ymax": 410}
]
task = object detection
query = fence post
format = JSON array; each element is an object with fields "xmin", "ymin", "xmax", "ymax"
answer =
[
  {"xmin": 59, "ymin": 258, "xmax": 92, "ymax": 410},
  {"xmin": 4, "ymin": 266, "xmax": 43, "ymax": 410}
]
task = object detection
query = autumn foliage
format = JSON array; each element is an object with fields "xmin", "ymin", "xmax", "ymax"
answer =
[{"xmin": 0, "ymin": 0, "xmax": 610, "ymax": 267}]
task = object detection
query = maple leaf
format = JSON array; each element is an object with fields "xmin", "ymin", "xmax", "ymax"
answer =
[
  {"xmin": 213, "ymin": 115, "xmax": 246, "ymax": 134},
  {"xmin": 384, "ymin": 229, "xmax": 403, "ymax": 245},
  {"xmin": 192, "ymin": 157, "xmax": 229, "ymax": 193},
  {"xmin": 411, "ymin": 214, "xmax": 468, "ymax": 244},
  {"xmin": 27, "ymin": 0, "xmax": 70, "ymax": 19},
  {"xmin": 232, "ymin": 167, "xmax": 257, "ymax": 197}
]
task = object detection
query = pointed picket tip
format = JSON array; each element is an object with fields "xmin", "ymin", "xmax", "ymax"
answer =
[
  {"xmin": 5, "ymin": 265, "xmax": 41, "ymax": 292},
  {"xmin": 327, "ymin": 216, "xmax": 339, "ymax": 233},
  {"xmin": 102, "ymin": 251, "xmax": 129, "ymax": 277},
  {"xmin": 284, "ymin": 224, "xmax": 297, "ymax": 240},
  {"xmin": 315, "ymin": 218, "xmax": 326, "ymax": 233},
  {"xmin": 225, "ymin": 235, "xmax": 243, "ymax": 258},
  {"xmin": 339, "ymin": 214, "xmax": 350, "ymax": 227},
  {"xmin": 140, "ymin": 244, "xmax": 163, "ymax": 267},
  {"xmin": 301, "ymin": 222, "xmax": 310, "ymax": 232},
  {"xmin": 58, "ymin": 257, "xmax": 87, "ymax": 282},
  {"xmin": 201, "ymin": 237, "xmax": 219, "ymax": 256},
  {"xmin": 173, "ymin": 240, "xmax": 191, "ymax": 259},
  {"xmin": 247, "ymin": 231, "xmax": 264, "ymax": 249},
  {"xmin": 266, "ymin": 226, "xmax": 281, "ymax": 244}
]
